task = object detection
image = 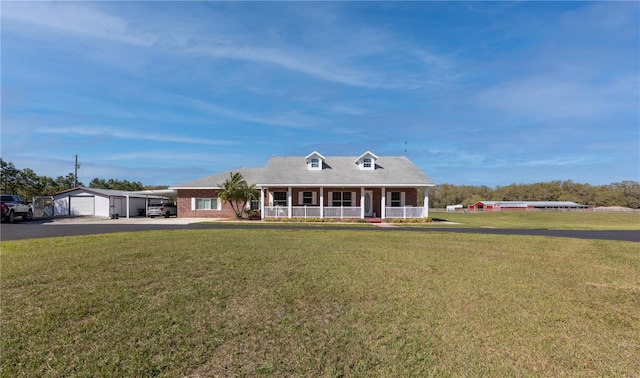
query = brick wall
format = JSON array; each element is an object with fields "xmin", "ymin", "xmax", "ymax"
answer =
[{"xmin": 176, "ymin": 189, "xmax": 237, "ymax": 218}]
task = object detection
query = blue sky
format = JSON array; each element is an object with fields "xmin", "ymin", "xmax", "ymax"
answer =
[{"xmin": 1, "ymin": 1, "xmax": 638, "ymax": 187}]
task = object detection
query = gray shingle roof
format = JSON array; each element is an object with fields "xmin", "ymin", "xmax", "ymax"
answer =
[
  {"xmin": 171, "ymin": 168, "xmax": 264, "ymax": 189},
  {"xmin": 171, "ymin": 155, "xmax": 434, "ymax": 188},
  {"xmin": 259, "ymin": 156, "xmax": 434, "ymax": 187},
  {"xmin": 53, "ymin": 187, "xmax": 167, "ymax": 199}
]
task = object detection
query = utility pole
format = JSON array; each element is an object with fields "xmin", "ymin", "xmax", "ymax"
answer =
[{"xmin": 74, "ymin": 155, "xmax": 80, "ymax": 188}]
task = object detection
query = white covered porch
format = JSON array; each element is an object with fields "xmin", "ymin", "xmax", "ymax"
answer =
[{"xmin": 260, "ymin": 186, "xmax": 430, "ymax": 220}]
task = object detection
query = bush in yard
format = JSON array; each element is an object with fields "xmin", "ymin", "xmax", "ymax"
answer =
[{"xmin": 391, "ymin": 217, "xmax": 433, "ymax": 223}]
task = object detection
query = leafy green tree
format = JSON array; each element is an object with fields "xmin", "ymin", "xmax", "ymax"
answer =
[
  {"xmin": 89, "ymin": 178, "xmax": 144, "ymax": 191},
  {"xmin": 218, "ymin": 172, "xmax": 259, "ymax": 218},
  {"xmin": 0, "ymin": 159, "xmax": 21, "ymax": 195},
  {"xmin": 89, "ymin": 178, "xmax": 108, "ymax": 188},
  {"xmin": 54, "ymin": 174, "xmax": 81, "ymax": 192}
]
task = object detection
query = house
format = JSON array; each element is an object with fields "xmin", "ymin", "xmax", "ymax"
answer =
[
  {"xmin": 170, "ymin": 151, "xmax": 435, "ymax": 220},
  {"xmin": 52, "ymin": 187, "xmax": 170, "ymax": 218},
  {"xmin": 468, "ymin": 201, "xmax": 592, "ymax": 212}
]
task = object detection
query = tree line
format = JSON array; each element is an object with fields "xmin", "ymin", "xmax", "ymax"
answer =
[
  {"xmin": 2, "ymin": 159, "xmax": 638, "ymax": 208},
  {"xmin": 0, "ymin": 159, "xmax": 156, "ymax": 201},
  {"xmin": 429, "ymin": 180, "xmax": 640, "ymax": 209}
]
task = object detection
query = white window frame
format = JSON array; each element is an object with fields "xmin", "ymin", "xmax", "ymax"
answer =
[
  {"xmin": 273, "ymin": 191, "xmax": 287, "ymax": 206},
  {"xmin": 298, "ymin": 191, "xmax": 316, "ymax": 205},
  {"xmin": 192, "ymin": 197, "xmax": 221, "ymax": 210},
  {"xmin": 331, "ymin": 191, "xmax": 353, "ymax": 207},
  {"xmin": 307, "ymin": 153, "xmax": 324, "ymax": 170},
  {"xmin": 388, "ymin": 191, "xmax": 405, "ymax": 207}
]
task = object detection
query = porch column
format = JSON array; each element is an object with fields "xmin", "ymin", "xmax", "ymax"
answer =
[
  {"xmin": 381, "ymin": 187, "xmax": 386, "ymax": 219},
  {"xmin": 287, "ymin": 187, "xmax": 292, "ymax": 218},
  {"xmin": 424, "ymin": 187, "xmax": 429, "ymax": 218},
  {"xmin": 260, "ymin": 188, "xmax": 265, "ymax": 219},
  {"xmin": 319, "ymin": 187, "xmax": 324, "ymax": 219},
  {"xmin": 126, "ymin": 194, "xmax": 130, "ymax": 218},
  {"xmin": 360, "ymin": 187, "xmax": 365, "ymax": 219}
]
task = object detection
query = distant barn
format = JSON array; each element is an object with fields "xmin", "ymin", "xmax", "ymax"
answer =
[{"xmin": 468, "ymin": 201, "xmax": 592, "ymax": 212}]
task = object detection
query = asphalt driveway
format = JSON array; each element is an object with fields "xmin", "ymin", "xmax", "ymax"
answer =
[{"xmin": 1, "ymin": 217, "xmax": 638, "ymax": 242}]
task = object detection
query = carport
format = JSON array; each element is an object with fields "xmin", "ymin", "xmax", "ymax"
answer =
[{"xmin": 52, "ymin": 187, "xmax": 175, "ymax": 218}]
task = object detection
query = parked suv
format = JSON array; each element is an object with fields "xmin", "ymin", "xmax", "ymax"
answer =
[
  {"xmin": 147, "ymin": 203, "xmax": 177, "ymax": 218},
  {"xmin": 1, "ymin": 194, "xmax": 33, "ymax": 222}
]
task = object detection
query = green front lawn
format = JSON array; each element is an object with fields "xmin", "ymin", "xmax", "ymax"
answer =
[
  {"xmin": 429, "ymin": 211, "xmax": 640, "ymax": 230},
  {"xmin": 2, "ymin": 229, "xmax": 639, "ymax": 376}
]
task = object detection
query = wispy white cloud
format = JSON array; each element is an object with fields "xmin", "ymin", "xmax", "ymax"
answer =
[
  {"xmin": 473, "ymin": 74, "xmax": 638, "ymax": 120},
  {"xmin": 182, "ymin": 97, "xmax": 317, "ymax": 129},
  {"xmin": 2, "ymin": 2, "xmax": 637, "ymax": 186},
  {"xmin": 98, "ymin": 151, "xmax": 262, "ymax": 168},
  {"xmin": 523, "ymin": 155, "xmax": 609, "ymax": 168},
  {"xmin": 2, "ymin": 1, "xmax": 455, "ymax": 90},
  {"xmin": 2, "ymin": 2, "xmax": 157, "ymax": 47},
  {"xmin": 561, "ymin": 1, "xmax": 639, "ymax": 39},
  {"xmin": 186, "ymin": 44, "xmax": 381, "ymax": 88},
  {"xmin": 37, "ymin": 126, "xmax": 234, "ymax": 146}
]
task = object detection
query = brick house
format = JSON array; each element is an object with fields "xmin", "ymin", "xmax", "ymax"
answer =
[{"xmin": 170, "ymin": 151, "xmax": 435, "ymax": 220}]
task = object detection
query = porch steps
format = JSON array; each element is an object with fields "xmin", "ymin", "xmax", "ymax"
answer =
[{"xmin": 365, "ymin": 218, "xmax": 398, "ymax": 228}]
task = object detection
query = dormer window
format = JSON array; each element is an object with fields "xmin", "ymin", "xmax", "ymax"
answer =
[
  {"xmin": 305, "ymin": 151, "xmax": 325, "ymax": 170},
  {"xmin": 355, "ymin": 151, "xmax": 378, "ymax": 171}
]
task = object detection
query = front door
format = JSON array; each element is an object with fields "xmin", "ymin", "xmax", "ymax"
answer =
[{"xmin": 364, "ymin": 190, "xmax": 374, "ymax": 217}]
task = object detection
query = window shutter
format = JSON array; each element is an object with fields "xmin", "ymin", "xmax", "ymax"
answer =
[
  {"xmin": 191, "ymin": 198, "xmax": 195, "ymax": 210},
  {"xmin": 328, "ymin": 192, "xmax": 333, "ymax": 206},
  {"xmin": 312, "ymin": 192, "xmax": 317, "ymax": 205},
  {"xmin": 351, "ymin": 192, "xmax": 356, "ymax": 207},
  {"xmin": 401, "ymin": 192, "xmax": 406, "ymax": 206},
  {"xmin": 268, "ymin": 192, "xmax": 273, "ymax": 206},
  {"xmin": 298, "ymin": 192, "xmax": 303, "ymax": 205}
]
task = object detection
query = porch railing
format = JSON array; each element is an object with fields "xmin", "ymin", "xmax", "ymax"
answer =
[
  {"xmin": 263, "ymin": 205, "xmax": 426, "ymax": 219},
  {"xmin": 264, "ymin": 206, "xmax": 288, "ymax": 218},
  {"xmin": 385, "ymin": 206, "xmax": 425, "ymax": 218},
  {"xmin": 323, "ymin": 206, "xmax": 360, "ymax": 218},
  {"xmin": 291, "ymin": 206, "xmax": 321, "ymax": 218}
]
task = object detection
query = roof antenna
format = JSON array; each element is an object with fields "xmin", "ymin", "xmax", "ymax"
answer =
[{"xmin": 404, "ymin": 141, "xmax": 407, "ymax": 156}]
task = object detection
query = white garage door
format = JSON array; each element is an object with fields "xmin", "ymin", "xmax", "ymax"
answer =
[{"xmin": 70, "ymin": 196, "xmax": 95, "ymax": 216}]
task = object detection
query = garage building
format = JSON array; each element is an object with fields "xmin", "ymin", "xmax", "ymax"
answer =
[
  {"xmin": 468, "ymin": 201, "xmax": 592, "ymax": 212},
  {"xmin": 52, "ymin": 187, "xmax": 171, "ymax": 218}
]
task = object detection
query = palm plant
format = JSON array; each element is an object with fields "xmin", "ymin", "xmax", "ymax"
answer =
[{"xmin": 218, "ymin": 172, "xmax": 259, "ymax": 218}]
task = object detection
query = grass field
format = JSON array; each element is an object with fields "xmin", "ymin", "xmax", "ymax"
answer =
[
  {"xmin": 429, "ymin": 211, "xmax": 640, "ymax": 230},
  {"xmin": 2, "ymin": 228, "xmax": 639, "ymax": 377}
]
